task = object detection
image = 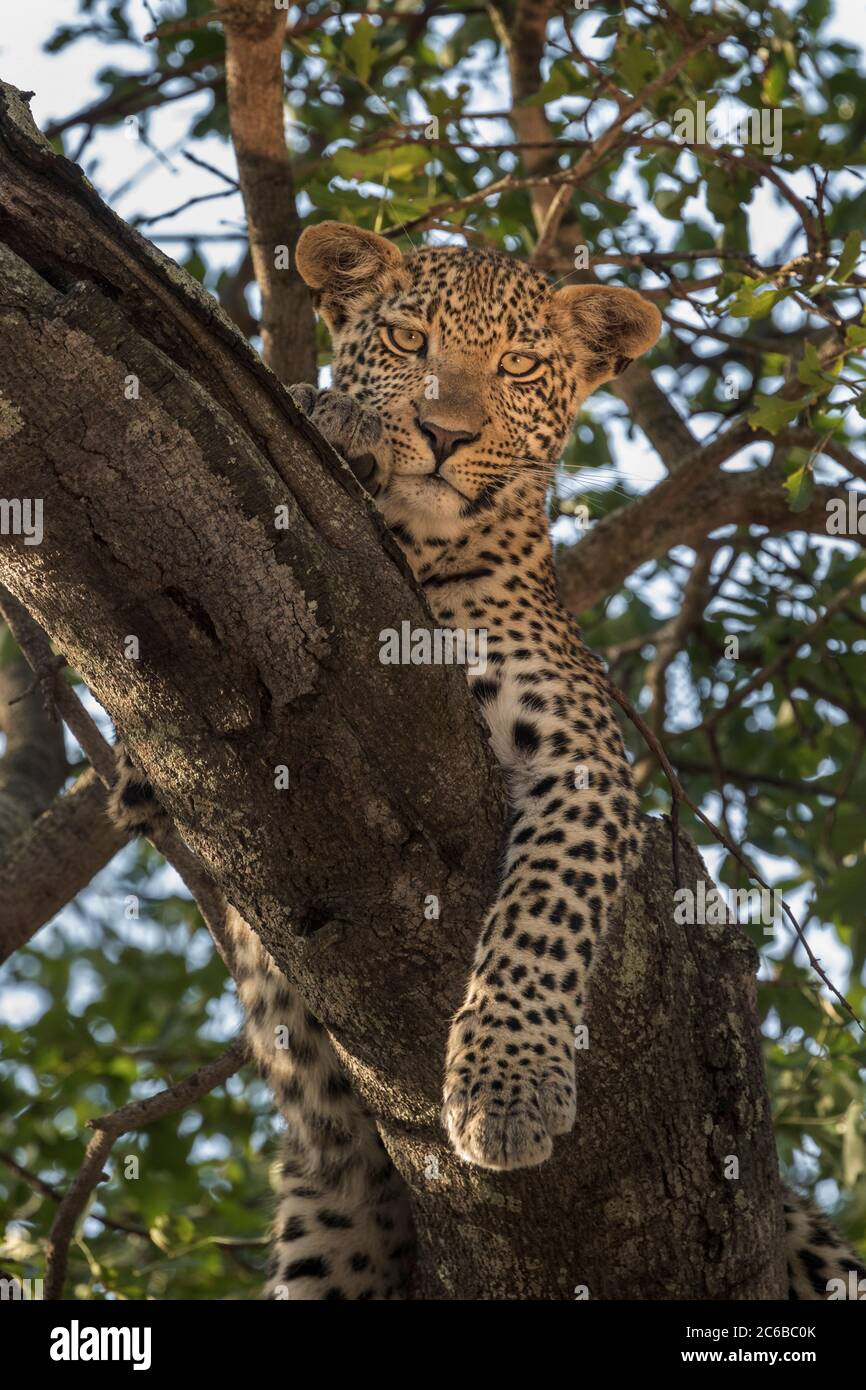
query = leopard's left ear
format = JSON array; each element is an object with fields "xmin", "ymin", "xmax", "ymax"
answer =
[
  {"xmin": 295, "ymin": 220, "xmax": 407, "ymax": 329},
  {"xmin": 549, "ymin": 284, "xmax": 661, "ymax": 383}
]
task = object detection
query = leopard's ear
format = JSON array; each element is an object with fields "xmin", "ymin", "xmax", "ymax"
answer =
[
  {"xmin": 549, "ymin": 283, "xmax": 661, "ymax": 384},
  {"xmin": 295, "ymin": 221, "xmax": 407, "ymax": 329}
]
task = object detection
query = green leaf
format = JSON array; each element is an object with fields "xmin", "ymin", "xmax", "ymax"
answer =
[
  {"xmin": 762, "ymin": 58, "xmax": 788, "ymax": 106},
  {"xmin": 343, "ymin": 17, "xmax": 377, "ymax": 84},
  {"xmin": 845, "ymin": 317, "xmax": 866, "ymax": 349},
  {"xmin": 842, "ymin": 1100, "xmax": 866, "ymax": 1187},
  {"xmin": 796, "ymin": 341, "xmax": 835, "ymax": 389},
  {"xmin": 331, "ymin": 144, "xmax": 428, "ymax": 182},
  {"xmin": 592, "ymin": 15, "xmax": 621, "ymax": 38},
  {"xmin": 748, "ymin": 394, "xmax": 810, "ymax": 433},
  {"xmin": 729, "ymin": 277, "xmax": 789, "ymax": 320},
  {"xmin": 654, "ymin": 186, "xmax": 691, "ymax": 220},
  {"xmin": 618, "ymin": 40, "xmax": 656, "ymax": 96},
  {"xmin": 835, "ymin": 231, "xmax": 862, "ymax": 283},
  {"xmin": 784, "ymin": 461, "xmax": 815, "ymax": 512},
  {"xmin": 522, "ymin": 61, "xmax": 570, "ymax": 107}
]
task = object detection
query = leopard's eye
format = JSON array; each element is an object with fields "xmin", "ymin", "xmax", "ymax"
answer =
[
  {"xmin": 382, "ymin": 325, "xmax": 427, "ymax": 354},
  {"xmin": 499, "ymin": 351, "xmax": 544, "ymax": 378}
]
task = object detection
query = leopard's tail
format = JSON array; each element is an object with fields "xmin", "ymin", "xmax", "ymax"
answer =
[
  {"xmin": 785, "ymin": 1189, "xmax": 866, "ymax": 1299},
  {"xmin": 107, "ymin": 750, "xmax": 168, "ymax": 839},
  {"xmin": 110, "ymin": 750, "xmax": 415, "ymax": 1300},
  {"xmin": 225, "ymin": 907, "xmax": 414, "ymax": 1299}
]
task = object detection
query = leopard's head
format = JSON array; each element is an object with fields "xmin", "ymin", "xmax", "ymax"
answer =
[{"xmin": 296, "ymin": 221, "xmax": 660, "ymax": 528}]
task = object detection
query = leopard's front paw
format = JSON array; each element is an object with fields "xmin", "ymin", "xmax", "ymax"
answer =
[
  {"xmin": 288, "ymin": 384, "xmax": 391, "ymax": 496},
  {"xmin": 441, "ymin": 1007, "xmax": 576, "ymax": 1171}
]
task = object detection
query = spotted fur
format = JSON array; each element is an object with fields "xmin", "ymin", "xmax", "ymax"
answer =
[
  {"xmin": 108, "ymin": 222, "xmax": 864, "ymax": 1299},
  {"xmin": 785, "ymin": 1193, "xmax": 866, "ymax": 1300}
]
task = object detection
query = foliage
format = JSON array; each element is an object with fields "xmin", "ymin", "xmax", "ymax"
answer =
[{"xmin": 1, "ymin": 837, "xmax": 272, "ymax": 1298}]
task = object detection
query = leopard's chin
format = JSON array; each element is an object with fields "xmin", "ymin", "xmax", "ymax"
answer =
[
  {"xmin": 389, "ymin": 473, "xmax": 467, "ymax": 502},
  {"xmin": 381, "ymin": 472, "xmax": 472, "ymax": 533}
]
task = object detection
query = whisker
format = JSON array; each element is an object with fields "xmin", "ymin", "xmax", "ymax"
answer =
[
  {"xmin": 565, "ymin": 484, "xmax": 640, "ymax": 503},
  {"xmin": 494, "ymin": 459, "xmax": 649, "ymax": 490},
  {"xmin": 453, "ymin": 459, "xmax": 642, "ymax": 506},
  {"xmin": 502, "ymin": 457, "xmax": 649, "ymax": 503},
  {"xmin": 501, "ymin": 452, "xmax": 658, "ymax": 480}
]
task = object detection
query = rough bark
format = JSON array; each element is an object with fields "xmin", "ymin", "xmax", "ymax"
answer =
[
  {"xmin": 0, "ymin": 81, "xmax": 785, "ymax": 1298},
  {"xmin": 0, "ymin": 769, "xmax": 125, "ymax": 964},
  {"xmin": 0, "ymin": 648, "xmax": 66, "ymax": 849},
  {"xmin": 0, "ymin": 582, "xmax": 67, "ymax": 850}
]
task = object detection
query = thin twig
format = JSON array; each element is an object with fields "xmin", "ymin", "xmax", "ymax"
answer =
[
  {"xmin": 533, "ymin": 30, "xmax": 731, "ymax": 265},
  {"xmin": 700, "ymin": 569, "xmax": 866, "ymax": 733},
  {"xmin": 610, "ymin": 683, "xmax": 862, "ymax": 1030},
  {"xmin": 0, "ymin": 1147, "xmax": 264, "ymax": 1250},
  {"xmin": 44, "ymin": 1040, "xmax": 245, "ymax": 1299}
]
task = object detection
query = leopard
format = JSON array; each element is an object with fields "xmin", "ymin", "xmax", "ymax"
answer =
[{"xmin": 110, "ymin": 221, "xmax": 866, "ymax": 1301}]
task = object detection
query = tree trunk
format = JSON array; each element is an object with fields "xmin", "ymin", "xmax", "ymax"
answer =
[{"xmin": 0, "ymin": 81, "xmax": 786, "ymax": 1299}]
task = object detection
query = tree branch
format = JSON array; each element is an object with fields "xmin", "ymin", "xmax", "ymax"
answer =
[
  {"xmin": 43, "ymin": 62, "xmax": 225, "ymax": 141},
  {"xmin": 557, "ymin": 423, "xmax": 863, "ymax": 613},
  {"xmin": 0, "ymin": 584, "xmax": 116, "ymax": 784},
  {"xmin": 213, "ymin": 0, "xmax": 316, "ymax": 383},
  {"xmin": 643, "ymin": 545, "xmax": 716, "ymax": 733},
  {"xmin": 0, "ymin": 768, "xmax": 125, "ymax": 965},
  {"xmin": 608, "ymin": 683, "xmax": 861, "ymax": 1028},
  {"xmin": 44, "ymin": 1041, "xmax": 245, "ymax": 1300},
  {"xmin": 0, "ymin": 576, "xmax": 238, "ymax": 972},
  {"xmin": 0, "ymin": 637, "xmax": 66, "ymax": 852},
  {"xmin": 497, "ymin": 2, "xmax": 700, "ymax": 480}
]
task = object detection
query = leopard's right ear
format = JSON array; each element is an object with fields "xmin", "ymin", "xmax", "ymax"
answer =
[{"xmin": 295, "ymin": 221, "xmax": 407, "ymax": 329}]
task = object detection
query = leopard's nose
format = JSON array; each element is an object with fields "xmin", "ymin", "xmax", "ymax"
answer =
[{"xmin": 418, "ymin": 420, "xmax": 479, "ymax": 466}]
